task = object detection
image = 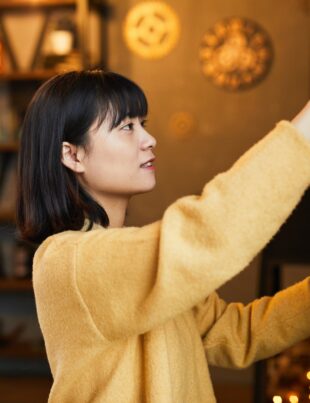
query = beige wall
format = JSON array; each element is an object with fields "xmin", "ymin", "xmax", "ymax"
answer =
[{"xmin": 108, "ymin": 0, "xmax": 309, "ymax": 226}]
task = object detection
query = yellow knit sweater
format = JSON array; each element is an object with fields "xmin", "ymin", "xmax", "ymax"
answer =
[{"xmin": 33, "ymin": 121, "xmax": 310, "ymax": 403}]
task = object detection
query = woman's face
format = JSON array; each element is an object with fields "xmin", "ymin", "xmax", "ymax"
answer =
[{"xmin": 78, "ymin": 115, "xmax": 157, "ymax": 200}]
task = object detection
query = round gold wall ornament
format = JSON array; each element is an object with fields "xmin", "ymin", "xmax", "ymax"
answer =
[
  {"xmin": 199, "ymin": 17, "xmax": 274, "ymax": 91},
  {"xmin": 123, "ymin": 2, "xmax": 180, "ymax": 59},
  {"xmin": 169, "ymin": 111, "xmax": 195, "ymax": 139}
]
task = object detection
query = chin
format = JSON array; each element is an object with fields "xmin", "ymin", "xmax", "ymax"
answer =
[{"xmin": 133, "ymin": 183, "xmax": 156, "ymax": 196}]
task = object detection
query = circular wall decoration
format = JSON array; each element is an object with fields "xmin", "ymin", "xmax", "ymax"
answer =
[
  {"xmin": 123, "ymin": 2, "xmax": 180, "ymax": 59},
  {"xmin": 199, "ymin": 17, "xmax": 273, "ymax": 91},
  {"xmin": 169, "ymin": 111, "xmax": 195, "ymax": 139}
]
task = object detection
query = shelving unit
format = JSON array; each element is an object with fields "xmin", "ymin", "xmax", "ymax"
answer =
[
  {"xmin": 0, "ymin": 0, "xmax": 109, "ymax": 71},
  {"xmin": 0, "ymin": 71, "xmax": 57, "ymax": 81},
  {"xmin": 0, "ymin": 0, "xmax": 109, "ymax": 386},
  {"xmin": 254, "ymin": 188, "xmax": 310, "ymax": 403},
  {"xmin": 0, "ymin": 275, "xmax": 49, "ymax": 381},
  {"xmin": 0, "ymin": 210, "xmax": 15, "ymax": 222},
  {"xmin": 0, "ymin": 278, "xmax": 33, "ymax": 292},
  {"xmin": 0, "ymin": 342, "xmax": 45, "ymax": 359},
  {"xmin": 0, "ymin": 0, "xmax": 57, "ymax": 375},
  {"xmin": 0, "ymin": 0, "xmax": 77, "ymax": 8},
  {"xmin": 0, "ymin": 142, "xmax": 19, "ymax": 152}
]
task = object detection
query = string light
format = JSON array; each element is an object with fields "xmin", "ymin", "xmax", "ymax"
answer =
[
  {"xmin": 307, "ymin": 371, "xmax": 310, "ymax": 381},
  {"xmin": 272, "ymin": 396, "xmax": 282, "ymax": 403},
  {"xmin": 288, "ymin": 395, "xmax": 299, "ymax": 403}
]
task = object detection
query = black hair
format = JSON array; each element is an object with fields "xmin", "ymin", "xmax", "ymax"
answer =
[{"xmin": 17, "ymin": 69, "xmax": 148, "ymax": 244}]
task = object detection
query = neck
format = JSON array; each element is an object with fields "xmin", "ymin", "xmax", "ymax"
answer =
[{"xmin": 95, "ymin": 194, "xmax": 130, "ymax": 228}]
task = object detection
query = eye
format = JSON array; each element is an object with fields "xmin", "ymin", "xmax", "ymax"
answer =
[
  {"xmin": 121, "ymin": 122, "xmax": 134, "ymax": 131},
  {"xmin": 141, "ymin": 119, "xmax": 148, "ymax": 128}
]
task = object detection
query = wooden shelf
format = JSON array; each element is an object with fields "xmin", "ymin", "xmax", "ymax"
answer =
[
  {"xmin": 0, "ymin": 209, "xmax": 16, "ymax": 223},
  {"xmin": 0, "ymin": 342, "xmax": 45, "ymax": 358},
  {"xmin": 0, "ymin": 70, "xmax": 58, "ymax": 81},
  {"xmin": 0, "ymin": 0, "xmax": 106, "ymax": 10},
  {"xmin": 0, "ymin": 376, "xmax": 52, "ymax": 402},
  {"xmin": 0, "ymin": 278, "xmax": 33, "ymax": 292},
  {"xmin": 0, "ymin": 142, "xmax": 19, "ymax": 152},
  {"xmin": 0, "ymin": 0, "xmax": 76, "ymax": 10}
]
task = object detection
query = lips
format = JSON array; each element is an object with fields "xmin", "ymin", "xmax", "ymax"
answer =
[{"xmin": 140, "ymin": 157, "xmax": 155, "ymax": 168}]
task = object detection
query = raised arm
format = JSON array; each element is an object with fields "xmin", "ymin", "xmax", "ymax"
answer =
[
  {"xmin": 195, "ymin": 277, "xmax": 310, "ymax": 368},
  {"xmin": 34, "ymin": 120, "xmax": 310, "ymax": 341}
]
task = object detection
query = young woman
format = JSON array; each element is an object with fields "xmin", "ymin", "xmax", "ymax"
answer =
[{"xmin": 17, "ymin": 70, "xmax": 310, "ymax": 402}]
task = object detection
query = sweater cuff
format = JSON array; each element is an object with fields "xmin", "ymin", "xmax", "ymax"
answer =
[{"xmin": 277, "ymin": 120, "xmax": 310, "ymax": 154}]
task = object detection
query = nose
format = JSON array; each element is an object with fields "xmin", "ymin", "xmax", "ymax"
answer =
[{"xmin": 141, "ymin": 127, "xmax": 157, "ymax": 150}]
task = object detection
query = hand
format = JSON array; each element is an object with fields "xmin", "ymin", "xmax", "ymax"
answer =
[{"xmin": 291, "ymin": 101, "xmax": 310, "ymax": 142}]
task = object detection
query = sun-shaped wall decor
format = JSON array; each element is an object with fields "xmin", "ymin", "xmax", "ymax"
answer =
[
  {"xmin": 199, "ymin": 17, "xmax": 274, "ymax": 91},
  {"xmin": 123, "ymin": 1, "xmax": 180, "ymax": 59}
]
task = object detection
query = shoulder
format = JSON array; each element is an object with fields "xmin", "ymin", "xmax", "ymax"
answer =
[
  {"xmin": 34, "ymin": 230, "xmax": 82, "ymax": 261},
  {"xmin": 33, "ymin": 221, "xmax": 161, "ymax": 265}
]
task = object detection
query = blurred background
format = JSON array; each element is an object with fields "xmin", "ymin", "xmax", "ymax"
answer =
[{"xmin": 0, "ymin": 0, "xmax": 309, "ymax": 402}]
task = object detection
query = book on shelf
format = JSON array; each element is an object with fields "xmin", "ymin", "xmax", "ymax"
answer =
[
  {"xmin": 0, "ymin": 152, "xmax": 17, "ymax": 219},
  {"xmin": 0, "ymin": 82, "xmax": 20, "ymax": 144}
]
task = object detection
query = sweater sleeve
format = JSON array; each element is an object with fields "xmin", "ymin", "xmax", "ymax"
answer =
[
  {"xmin": 195, "ymin": 277, "xmax": 310, "ymax": 368},
  {"xmin": 52, "ymin": 121, "xmax": 310, "ymax": 340}
]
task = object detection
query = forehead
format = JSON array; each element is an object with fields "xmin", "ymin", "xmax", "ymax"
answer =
[{"xmin": 100, "ymin": 87, "xmax": 148, "ymax": 129}]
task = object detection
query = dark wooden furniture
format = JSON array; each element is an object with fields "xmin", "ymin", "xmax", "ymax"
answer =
[
  {"xmin": 0, "ymin": 0, "xmax": 109, "ymax": 380},
  {"xmin": 254, "ymin": 188, "xmax": 310, "ymax": 402}
]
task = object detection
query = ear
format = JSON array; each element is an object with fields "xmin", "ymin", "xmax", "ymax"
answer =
[{"xmin": 61, "ymin": 142, "xmax": 86, "ymax": 173}]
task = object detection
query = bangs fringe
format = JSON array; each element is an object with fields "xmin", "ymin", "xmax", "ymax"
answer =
[{"xmin": 95, "ymin": 72, "xmax": 148, "ymax": 131}]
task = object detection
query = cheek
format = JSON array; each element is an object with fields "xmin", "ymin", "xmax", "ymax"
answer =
[
  {"xmin": 101, "ymin": 148, "xmax": 138, "ymax": 175},
  {"xmin": 83, "ymin": 146, "xmax": 138, "ymax": 189},
  {"xmin": 103, "ymin": 142, "xmax": 139, "ymax": 172}
]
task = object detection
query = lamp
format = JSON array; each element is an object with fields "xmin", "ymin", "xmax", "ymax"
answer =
[{"xmin": 47, "ymin": 16, "xmax": 75, "ymax": 57}]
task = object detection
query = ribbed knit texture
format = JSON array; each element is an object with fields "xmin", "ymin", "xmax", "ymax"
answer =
[{"xmin": 33, "ymin": 121, "xmax": 310, "ymax": 402}]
